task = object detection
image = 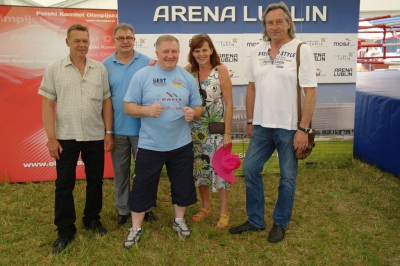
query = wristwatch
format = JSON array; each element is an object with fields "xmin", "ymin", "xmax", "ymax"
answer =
[
  {"xmin": 247, "ymin": 119, "xmax": 253, "ymax": 124},
  {"xmin": 298, "ymin": 126, "xmax": 313, "ymax": 134}
]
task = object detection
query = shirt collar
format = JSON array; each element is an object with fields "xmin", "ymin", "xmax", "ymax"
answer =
[
  {"xmin": 63, "ymin": 55, "xmax": 95, "ymax": 68},
  {"xmin": 112, "ymin": 50, "xmax": 140, "ymax": 66}
]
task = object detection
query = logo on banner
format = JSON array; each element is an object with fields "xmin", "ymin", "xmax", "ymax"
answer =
[
  {"xmin": 187, "ymin": 36, "xmax": 232, "ymax": 46},
  {"xmin": 246, "ymin": 38, "xmax": 263, "ymax": 47},
  {"xmin": 333, "ymin": 52, "xmax": 355, "ymax": 61},
  {"xmin": 229, "ymin": 69, "xmax": 239, "ymax": 78},
  {"xmin": 134, "ymin": 38, "xmax": 147, "ymax": 47},
  {"xmin": 316, "ymin": 68, "xmax": 326, "ymax": 77},
  {"xmin": 216, "ymin": 38, "xmax": 240, "ymax": 48},
  {"xmin": 334, "ymin": 68, "xmax": 353, "ymax": 76},
  {"xmin": 151, "ymin": 5, "xmax": 327, "ymax": 23},
  {"xmin": 314, "ymin": 53, "xmax": 325, "ymax": 61},
  {"xmin": 303, "ymin": 37, "xmax": 328, "ymax": 47},
  {"xmin": 333, "ymin": 38, "xmax": 354, "ymax": 47},
  {"xmin": 220, "ymin": 54, "xmax": 238, "ymax": 62}
]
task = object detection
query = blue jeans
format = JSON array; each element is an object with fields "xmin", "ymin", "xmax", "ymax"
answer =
[{"xmin": 243, "ymin": 126, "xmax": 298, "ymax": 229}]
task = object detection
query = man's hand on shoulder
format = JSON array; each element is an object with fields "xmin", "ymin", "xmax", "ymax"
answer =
[{"xmin": 147, "ymin": 59, "xmax": 157, "ymax": 66}]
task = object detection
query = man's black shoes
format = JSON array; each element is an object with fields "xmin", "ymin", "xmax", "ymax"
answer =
[
  {"xmin": 268, "ymin": 224, "xmax": 285, "ymax": 243},
  {"xmin": 53, "ymin": 220, "xmax": 107, "ymax": 254},
  {"xmin": 52, "ymin": 235, "xmax": 74, "ymax": 254},
  {"xmin": 117, "ymin": 214, "xmax": 130, "ymax": 225},
  {"xmin": 84, "ymin": 220, "xmax": 107, "ymax": 236},
  {"xmin": 229, "ymin": 221, "xmax": 265, "ymax": 234},
  {"xmin": 144, "ymin": 211, "xmax": 157, "ymax": 222}
]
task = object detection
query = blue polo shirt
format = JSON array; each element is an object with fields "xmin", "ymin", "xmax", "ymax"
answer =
[{"xmin": 103, "ymin": 50, "xmax": 151, "ymax": 135}]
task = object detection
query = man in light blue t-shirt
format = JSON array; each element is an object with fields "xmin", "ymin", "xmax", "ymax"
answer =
[
  {"xmin": 102, "ymin": 23, "xmax": 155, "ymax": 226},
  {"xmin": 122, "ymin": 35, "xmax": 203, "ymax": 249}
]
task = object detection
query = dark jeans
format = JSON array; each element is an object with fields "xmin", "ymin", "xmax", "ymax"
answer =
[{"xmin": 54, "ymin": 140, "xmax": 104, "ymax": 237}]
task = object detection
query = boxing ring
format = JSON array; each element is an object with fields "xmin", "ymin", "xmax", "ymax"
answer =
[
  {"xmin": 358, "ymin": 14, "xmax": 400, "ymax": 68},
  {"xmin": 354, "ymin": 14, "xmax": 400, "ymax": 177},
  {"xmin": 354, "ymin": 71, "xmax": 400, "ymax": 177}
]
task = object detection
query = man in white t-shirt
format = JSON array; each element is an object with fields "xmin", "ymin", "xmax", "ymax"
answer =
[
  {"xmin": 122, "ymin": 35, "xmax": 203, "ymax": 249},
  {"xmin": 229, "ymin": 2, "xmax": 317, "ymax": 243}
]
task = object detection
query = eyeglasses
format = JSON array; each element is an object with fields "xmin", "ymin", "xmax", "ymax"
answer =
[{"xmin": 115, "ymin": 36, "xmax": 134, "ymax": 42}]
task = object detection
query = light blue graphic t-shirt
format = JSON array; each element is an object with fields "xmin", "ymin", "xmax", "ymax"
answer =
[{"xmin": 124, "ymin": 64, "xmax": 202, "ymax": 151}]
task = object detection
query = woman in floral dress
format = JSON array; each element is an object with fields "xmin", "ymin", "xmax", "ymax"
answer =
[{"xmin": 184, "ymin": 34, "xmax": 233, "ymax": 228}]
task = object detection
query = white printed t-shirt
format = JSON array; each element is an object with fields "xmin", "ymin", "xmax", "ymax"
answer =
[{"xmin": 244, "ymin": 39, "xmax": 317, "ymax": 130}]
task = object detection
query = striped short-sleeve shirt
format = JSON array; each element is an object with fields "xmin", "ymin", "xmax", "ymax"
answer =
[{"xmin": 38, "ymin": 55, "xmax": 111, "ymax": 141}]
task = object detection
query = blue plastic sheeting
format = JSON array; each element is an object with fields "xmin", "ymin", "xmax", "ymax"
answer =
[{"xmin": 354, "ymin": 71, "xmax": 400, "ymax": 177}]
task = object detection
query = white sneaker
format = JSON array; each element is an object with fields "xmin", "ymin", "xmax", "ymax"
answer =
[
  {"xmin": 123, "ymin": 228, "xmax": 142, "ymax": 249},
  {"xmin": 173, "ymin": 219, "xmax": 191, "ymax": 238}
]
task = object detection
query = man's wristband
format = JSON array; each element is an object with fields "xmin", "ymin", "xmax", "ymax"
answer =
[
  {"xmin": 297, "ymin": 126, "xmax": 313, "ymax": 134},
  {"xmin": 105, "ymin": 131, "xmax": 113, "ymax": 134},
  {"xmin": 247, "ymin": 119, "xmax": 253, "ymax": 124}
]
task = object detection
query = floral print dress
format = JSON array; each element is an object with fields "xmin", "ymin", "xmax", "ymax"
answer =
[{"xmin": 191, "ymin": 66, "xmax": 229, "ymax": 191}]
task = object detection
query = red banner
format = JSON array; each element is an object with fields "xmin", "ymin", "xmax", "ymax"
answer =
[{"xmin": 0, "ymin": 6, "xmax": 117, "ymax": 182}]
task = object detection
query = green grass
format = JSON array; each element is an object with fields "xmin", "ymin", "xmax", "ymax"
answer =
[
  {"xmin": 232, "ymin": 140, "xmax": 353, "ymax": 176},
  {"xmin": 1, "ymin": 141, "xmax": 399, "ymax": 266}
]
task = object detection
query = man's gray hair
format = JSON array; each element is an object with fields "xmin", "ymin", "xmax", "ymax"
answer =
[
  {"xmin": 113, "ymin": 23, "xmax": 134, "ymax": 36},
  {"xmin": 155, "ymin": 35, "xmax": 180, "ymax": 50},
  {"xmin": 261, "ymin": 1, "xmax": 296, "ymax": 41}
]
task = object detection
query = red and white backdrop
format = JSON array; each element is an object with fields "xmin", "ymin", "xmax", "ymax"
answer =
[{"xmin": 0, "ymin": 6, "xmax": 117, "ymax": 182}]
